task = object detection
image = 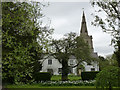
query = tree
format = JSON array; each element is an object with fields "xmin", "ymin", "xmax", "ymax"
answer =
[
  {"xmin": 2, "ymin": 2, "xmax": 53, "ymax": 84},
  {"xmin": 50, "ymin": 32, "xmax": 91, "ymax": 81},
  {"xmin": 91, "ymin": 0, "xmax": 120, "ymax": 67},
  {"xmin": 91, "ymin": 0, "xmax": 120, "ymax": 87},
  {"xmin": 99, "ymin": 55, "xmax": 118, "ymax": 70},
  {"xmin": 98, "ymin": 56, "xmax": 108, "ymax": 71},
  {"xmin": 95, "ymin": 66, "xmax": 119, "ymax": 90}
]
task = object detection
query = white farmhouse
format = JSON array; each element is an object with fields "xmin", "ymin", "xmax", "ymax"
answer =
[{"xmin": 40, "ymin": 11, "xmax": 99, "ymax": 75}]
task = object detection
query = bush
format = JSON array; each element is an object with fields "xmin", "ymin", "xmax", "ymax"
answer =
[
  {"xmin": 81, "ymin": 71, "xmax": 99, "ymax": 80},
  {"xmin": 33, "ymin": 72, "xmax": 52, "ymax": 82},
  {"xmin": 2, "ymin": 76, "xmax": 14, "ymax": 84},
  {"xmin": 95, "ymin": 66, "xmax": 119, "ymax": 89}
]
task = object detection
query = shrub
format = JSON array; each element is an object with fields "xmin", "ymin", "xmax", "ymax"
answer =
[
  {"xmin": 33, "ymin": 72, "xmax": 52, "ymax": 82},
  {"xmin": 2, "ymin": 76, "xmax": 14, "ymax": 84},
  {"xmin": 95, "ymin": 66, "xmax": 119, "ymax": 89},
  {"xmin": 81, "ymin": 71, "xmax": 99, "ymax": 80}
]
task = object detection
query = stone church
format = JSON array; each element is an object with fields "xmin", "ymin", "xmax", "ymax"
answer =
[{"xmin": 40, "ymin": 11, "xmax": 99, "ymax": 75}]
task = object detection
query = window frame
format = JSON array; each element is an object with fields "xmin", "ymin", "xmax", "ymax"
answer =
[{"xmin": 48, "ymin": 59, "xmax": 52, "ymax": 65}]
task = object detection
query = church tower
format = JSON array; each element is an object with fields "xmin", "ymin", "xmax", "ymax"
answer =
[{"xmin": 80, "ymin": 11, "xmax": 94, "ymax": 52}]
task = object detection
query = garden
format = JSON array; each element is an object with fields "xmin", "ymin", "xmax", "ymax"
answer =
[
  {"xmin": 4, "ymin": 67, "xmax": 120, "ymax": 90},
  {"xmin": 2, "ymin": 1, "xmax": 120, "ymax": 90}
]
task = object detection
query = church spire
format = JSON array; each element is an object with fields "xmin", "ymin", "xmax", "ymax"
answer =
[{"xmin": 80, "ymin": 11, "xmax": 88, "ymax": 35}]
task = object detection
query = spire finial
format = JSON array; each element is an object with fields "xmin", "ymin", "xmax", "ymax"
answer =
[{"xmin": 82, "ymin": 8, "xmax": 85, "ymax": 16}]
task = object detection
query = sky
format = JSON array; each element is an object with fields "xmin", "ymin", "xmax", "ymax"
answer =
[{"xmin": 41, "ymin": 1, "xmax": 114, "ymax": 57}]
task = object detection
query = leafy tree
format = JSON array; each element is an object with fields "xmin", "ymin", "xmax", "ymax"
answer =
[
  {"xmin": 2, "ymin": 2, "xmax": 53, "ymax": 84},
  {"xmin": 99, "ymin": 55, "xmax": 118, "ymax": 70},
  {"xmin": 95, "ymin": 66, "xmax": 119, "ymax": 90},
  {"xmin": 91, "ymin": 0, "xmax": 120, "ymax": 67},
  {"xmin": 91, "ymin": 1, "xmax": 120, "ymax": 87},
  {"xmin": 106, "ymin": 54, "xmax": 118, "ymax": 66},
  {"xmin": 98, "ymin": 56, "xmax": 108, "ymax": 71},
  {"xmin": 50, "ymin": 32, "xmax": 91, "ymax": 81}
]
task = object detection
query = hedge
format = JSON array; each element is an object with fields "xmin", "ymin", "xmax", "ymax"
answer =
[
  {"xmin": 81, "ymin": 71, "xmax": 99, "ymax": 80},
  {"xmin": 33, "ymin": 72, "xmax": 52, "ymax": 82}
]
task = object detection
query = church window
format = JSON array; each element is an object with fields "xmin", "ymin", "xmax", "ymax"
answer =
[{"xmin": 48, "ymin": 59, "xmax": 52, "ymax": 65}]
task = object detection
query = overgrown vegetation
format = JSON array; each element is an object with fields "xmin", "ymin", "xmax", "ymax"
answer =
[
  {"xmin": 2, "ymin": 2, "xmax": 53, "ymax": 84},
  {"xmin": 91, "ymin": 1, "xmax": 120, "ymax": 88},
  {"xmin": 95, "ymin": 66, "xmax": 119, "ymax": 90}
]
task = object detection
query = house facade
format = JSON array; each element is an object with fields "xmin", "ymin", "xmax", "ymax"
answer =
[{"xmin": 40, "ymin": 11, "xmax": 99, "ymax": 75}]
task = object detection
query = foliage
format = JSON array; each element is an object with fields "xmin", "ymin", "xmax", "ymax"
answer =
[
  {"xmin": 99, "ymin": 54, "xmax": 118, "ymax": 70},
  {"xmin": 33, "ymin": 72, "xmax": 52, "ymax": 82},
  {"xmin": 50, "ymin": 32, "xmax": 91, "ymax": 81},
  {"xmin": 81, "ymin": 71, "xmax": 99, "ymax": 81},
  {"xmin": 98, "ymin": 56, "xmax": 107, "ymax": 70},
  {"xmin": 90, "ymin": 0, "xmax": 120, "ymax": 68},
  {"xmin": 106, "ymin": 54, "xmax": 118, "ymax": 66},
  {"xmin": 2, "ymin": 2, "xmax": 53, "ymax": 84},
  {"xmin": 91, "ymin": 0, "xmax": 119, "ymax": 41},
  {"xmin": 95, "ymin": 66, "xmax": 119, "ymax": 89},
  {"xmin": 73, "ymin": 36, "xmax": 91, "ymax": 61}
]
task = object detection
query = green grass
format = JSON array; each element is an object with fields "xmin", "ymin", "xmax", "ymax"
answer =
[
  {"xmin": 5, "ymin": 84, "xmax": 120, "ymax": 89},
  {"xmin": 51, "ymin": 75, "xmax": 81, "ymax": 81},
  {"xmin": 5, "ymin": 84, "xmax": 95, "ymax": 88},
  {"xmin": 51, "ymin": 75, "xmax": 61, "ymax": 81},
  {"xmin": 5, "ymin": 84, "xmax": 120, "ymax": 88}
]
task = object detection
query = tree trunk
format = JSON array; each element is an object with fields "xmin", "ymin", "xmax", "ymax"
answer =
[
  {"xmin": 117, "ymin": 41, "xmax": 120, "ymax": 87},
  {"xmin": 115, "ymin": 41, "xmax": 120, "ymax": 87},
  {"xmin": 116, "ymin": 41, "xmax": 120, "ymax": 67},
  {"xmin": 62, "ymin": 60, "xmax": 69, "ymax": 81},
  {"xmin": 108, "ymin": 82, "xmax": 112, "ymax": 90}
]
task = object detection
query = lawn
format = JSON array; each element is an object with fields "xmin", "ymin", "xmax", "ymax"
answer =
[
  {"xmin": 5, "ymin": 84, "xmax": 95, "ymax": 88},
  {"xmin": 4, "ymin": 85, "xmax": 120, "ymax": 90},
  {"xmin": 4, "ymin": 85, "xmax": 98, "ymax": 90},
  {"xmin": 51, "ymin": 75, "xmax": 81, "ymax": 81}
]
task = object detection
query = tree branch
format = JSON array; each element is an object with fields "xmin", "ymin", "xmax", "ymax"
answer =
[
  {"xmin": 109, "ymin": 2, "xmax": 120, "ymax": 20},
  {"xmin": 68, "ymin": 59, "xmax": 82, "ymax": 68}
]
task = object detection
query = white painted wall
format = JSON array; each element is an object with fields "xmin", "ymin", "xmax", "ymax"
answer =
[
  {"xmin": 40, "ymin": 56, "xmax": 62, "ymax": 75},
  {"xmin": 40, "ymin": 55, "xmax": 99, "ymax": 75},
  {"xmin": 83, "ymin": 61, "xmax": 99, "ymax": 71}
]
